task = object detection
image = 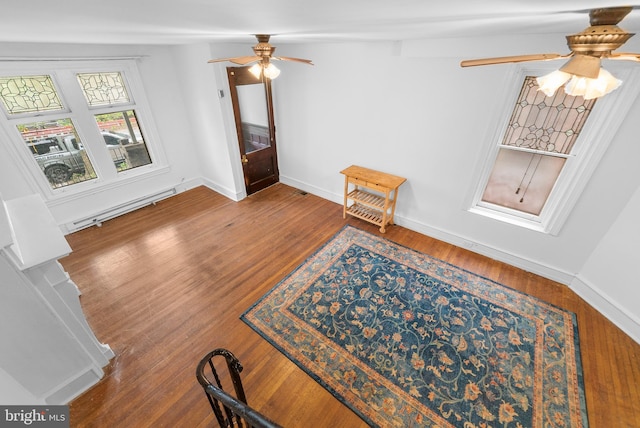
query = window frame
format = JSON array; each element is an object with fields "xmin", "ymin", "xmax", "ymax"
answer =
[
  {"xmin": 0, "ymin": 59, "xmax": 167, "ymax": 200},
  {"xmin": 467, "ymin": 62, "xmax": 640, "ymax": 235}
]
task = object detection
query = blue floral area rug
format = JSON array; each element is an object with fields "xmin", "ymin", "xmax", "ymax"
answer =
[{"xmin": 241, "ymin": 226, "xmax": 588, "ymax": 427}]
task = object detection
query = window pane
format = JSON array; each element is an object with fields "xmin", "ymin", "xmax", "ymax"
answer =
[
  {"xmin": 477, "ymin": 76, "xmax": 596, "ymax": 219},
  {"xmin": 501, "ymin": 76, "xmax": 596, "ymax": 155},
  {"xmin": 242, "ymin": 123, "xmax": 270, "ymax": 153},
  {"xmin": 77, "ymin": 72, "xmax": 130, "ymax": 106},
  {"xmin": 237, "ymin": 84, "xmax": 271, "ymax": 154},
  {"xmin": 95, "ymin": 110, "xmax": 151, "ymax": 171},
  {"xmin": 481, "ymin": 148, "xmax": 565, "ymax": 215},
  {"xmin": 19, "ymin": 119, "xmax": 96, "ymax": 189},
  {"xmin": 0, "ymin": 75, "xmax": 64, "ymax": 114}
]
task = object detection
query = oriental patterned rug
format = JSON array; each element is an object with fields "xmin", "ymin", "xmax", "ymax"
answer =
[{"xmin": 241, "ymin": 226, "xmax": 588, "ymax": 427}]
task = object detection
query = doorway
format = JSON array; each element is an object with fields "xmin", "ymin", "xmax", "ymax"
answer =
[{"xmin": 227, "ymin": 66, "xmax": 279, "ymax": 195}]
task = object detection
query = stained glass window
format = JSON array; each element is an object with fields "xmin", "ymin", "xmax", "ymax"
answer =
[
  {"xmin": 480, "ymin": 76, "xmax": 596, "ymax": 216},
  {"xmin": 500, "ymin": 77, "xmax": 595, "ymax": 155},
  {"xmin": 77, "ymin": 72, "xmax": 130, "ymax": 106},
  {"xmin": 0, "ymin": 75, "xmax": 64, "ymax": 114}
]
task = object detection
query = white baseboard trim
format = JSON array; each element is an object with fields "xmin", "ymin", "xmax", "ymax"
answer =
[
  {"xmin": 281, "ymin": 174, "xmax": 575, "ymax": 284},
  {"xmin": 397, "ymin": 216, "xmax": 576, "ymax": 285},
  {"xmin": 279, "ymin": 175, "xmax": 337, "ymax": 203},
  {"xmin": 570, "ymin": 276, "xmax": 640, "ymax": 344},
  {"xmin": 44, "ymin": 367, "xmax": 103, "ymax": 405},
  {"xmin": 201, "ymin": 177, "xmax": 245, "ymax": 201}
]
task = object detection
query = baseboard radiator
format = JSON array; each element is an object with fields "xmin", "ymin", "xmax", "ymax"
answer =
[{"xmin": 72, "ymin": 188, "xmax": 177, "ymax": 230}]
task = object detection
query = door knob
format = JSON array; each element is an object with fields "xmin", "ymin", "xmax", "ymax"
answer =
[{"xmin": 241, "ymin": 154, "xmax": 248, "ymax": 164}]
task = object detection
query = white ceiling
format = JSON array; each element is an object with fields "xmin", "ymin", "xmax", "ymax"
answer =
[{"xmin": 2, "ymin": 1, "xmax": 640, "ymax": 46}]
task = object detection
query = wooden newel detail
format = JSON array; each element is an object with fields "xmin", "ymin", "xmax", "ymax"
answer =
[{"xmin": 341, "ymin": 165, "xmax": 406, "ymax": 233}]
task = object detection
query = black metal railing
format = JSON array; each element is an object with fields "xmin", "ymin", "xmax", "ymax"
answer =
[{"xmin": 196, "ymin": 348, "xmax": 282, "ymax": 428}]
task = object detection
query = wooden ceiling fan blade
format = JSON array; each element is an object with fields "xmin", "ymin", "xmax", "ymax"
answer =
[
  {"xmin": 461, "ymin": 53, "xmax": 568, "ymax": 67},
  {"xmin": 273, "ymin": 56, "xmax": 314, "ymax": 65},
  {"xmin": 208, "ymin": 56, "xmax": 260, "ymax": 65},
  {"xmin": 607, "ymin": 52, "xmax": 640, "ymax": 62}
]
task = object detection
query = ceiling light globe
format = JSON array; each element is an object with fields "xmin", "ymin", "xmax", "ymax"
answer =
[
  {"xmin": 536, "ymin": 70, "xmax": 571, "ymax": 97},
  {"xmin": 263, "ymin": 63, "xmax": 280, "ymax": 79},
  {"xmin": 565, "ymin": 68, "xmax": 622, "ymax": 100},
  {"xmin": 248, "ymin": 63, "xmax": 262, "ymax": 78}
]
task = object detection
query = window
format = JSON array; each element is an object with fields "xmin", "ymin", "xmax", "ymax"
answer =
[
  {"xmin": 19, "ymin": 118, "xmax": 97, "ymax": 186},
  {"xmin": 0, "ymin": 75, "xmax": 63, "ymax": 113},
  {"xmin": 0, "ymin": 60, "xmax": 164, "ymax": 195},
  {"xmin": 468, "ymin": 64, "xmax": 640, "ymax": 234},
  {"xmin": 480, "ymin": 76, "xmax": 595, "ymax": 216}
]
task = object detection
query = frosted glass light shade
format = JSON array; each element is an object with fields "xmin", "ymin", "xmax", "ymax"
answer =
[
  {"xmin": 247, "ymin": 63, "xmax": 280, "ymax": 79},
  {"xmin": 564, "ymin": 68, "xmax": 622, "ymax": 100},
  {"xmin": 263, "ymin": 63, "xmax": 280, "ymax": 79},
  {"xmin": 537, "ymin": 67, "xmax": 622, "ymax": 99},
  {"xmin": 248, "ymin": 64, "xmax": 262, "ymax": 78},
  {"xmin": 536, "ymin": 70, "xmax": 571, "ymax": 96}
]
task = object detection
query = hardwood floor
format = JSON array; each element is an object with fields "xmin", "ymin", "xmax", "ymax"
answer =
[{"xmin": 63, "ymin": 184, "xmax": 640, "ymax": 427}]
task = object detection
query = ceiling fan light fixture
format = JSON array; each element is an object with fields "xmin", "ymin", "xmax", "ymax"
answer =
[
  {"xmin": 536, "ymin": 70, "xmax": 572, "ymax": 96},
  {"xmin": 461, "ymin": 7, "xmax": 637, "ymax": 100},
  {"xmin": 564, "ymin": 68, "xmax": 622, "ymax": 100},
  {"xmin": 248, "ymin": 62, "xmax": 281, "ymax": 79},
  {"xmin": 559, "ymin": 54, "xmax": 601, "ymax": 78},
  {"xmin": 248, "ymin": 63, "xmax": 262, "ymax": 78},
  {"xmin": 537, "ymin": 55, "xmax": 622, "ymax": 100},
  {"xmin": 263, "ymin": 63, "xmax": 280, "ymax": 79}
]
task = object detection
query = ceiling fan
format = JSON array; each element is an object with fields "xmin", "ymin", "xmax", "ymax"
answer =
[
  {"xmin": 208, "ymin": 34, "xmax": 313, "ymax": 79},
  {"xmin": 460, "ymin": 6, "xmax": 640, "ymax": 99}
]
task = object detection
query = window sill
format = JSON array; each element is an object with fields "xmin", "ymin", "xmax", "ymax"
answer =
[{"xmin": 468, "ymin": 205, "xmax": 548, "ymax": 234}]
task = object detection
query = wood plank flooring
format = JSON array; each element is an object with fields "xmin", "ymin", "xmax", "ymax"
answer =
[{"xmin": 63, "ymin": 184, "xmax": 640, "ymax": 427}]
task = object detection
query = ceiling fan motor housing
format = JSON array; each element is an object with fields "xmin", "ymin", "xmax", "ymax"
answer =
[
  {"xmin": 566, "ymin": 26, "xmax": 634, "ymax": 56},
  {"xmin": 253, "ymin": 34, "xmax": 276, "ymax": 60},
  {"xmin": 566, "ymin": 7, "xmax": 635, "ymax": 57}
]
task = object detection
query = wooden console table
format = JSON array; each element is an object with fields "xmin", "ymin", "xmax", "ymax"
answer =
[{"xmin": 341, "ymin": 165, "xmax": 406, "ymax": 233}]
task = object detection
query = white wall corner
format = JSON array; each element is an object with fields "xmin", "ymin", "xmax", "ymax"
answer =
[
  {"xmin": 202, "ymin": 178, "xmax": 246, "ymax": 202},
  {"xmin": 570, "ymin": 275, "xmax": 640, "ymax": 345}
]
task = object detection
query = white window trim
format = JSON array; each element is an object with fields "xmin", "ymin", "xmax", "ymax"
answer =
[
  {"xmin": 466, "ymin": 62, "xmax": 640, "ymax": 235},
  {"xmin": 0, "ymin": 59, "xmax": 168, "ymax": 202}
]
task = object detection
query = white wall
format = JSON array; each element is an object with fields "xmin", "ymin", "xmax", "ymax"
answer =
[
  {"xmin": 0, "ymin": 368, "xmax": 41, "ymax": 404},
  {"xmin": 0, "ymin": 252, "xmax": 98, "ymax": 403},
  {"xmin": 571, "ymin": 185, "xmax": 640, "ymax": 342},
  {"xmin": 273, "ymin": 41, "xmax": 639, "ymax": 275},
  {"xmin": 169, "ymin": 43, "xmax": 244, "ymax": 200}
]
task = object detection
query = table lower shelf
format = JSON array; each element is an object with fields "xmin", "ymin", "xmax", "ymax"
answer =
[{"xmin": 345, "ymin": 203, "xmax": 388, "ymax": 227}]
